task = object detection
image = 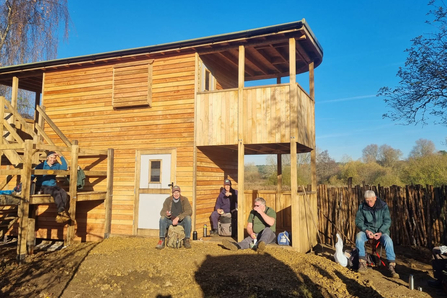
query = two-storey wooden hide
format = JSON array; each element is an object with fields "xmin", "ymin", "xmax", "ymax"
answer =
[{"xmin": 0, "ymin": 20, "xmax": 323, "ymax": 253}]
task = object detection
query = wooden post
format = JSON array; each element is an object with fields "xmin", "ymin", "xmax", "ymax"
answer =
[
  {"xmin": 289, "ymin": 37, "xmax": 301, "ymax": 251},
  {"xmin": 276, "ymin": 154, "xmax": 282, "ymax": 229},
  {"xmin": 104, "ymin": 148, "xmax": 114, "ymax": 238},
  {"xmin": 17, "ymin": 140, "xmax": 33, "ymax": 261},
  {"xmin": 67, "ymin": 142, "xmax": 79, "ymax": 244},
  {"xmin": 237, "ymin": 45, "xmax": 245, "ymax": 242},
  {"xmin": 309, "ymin": 61, "xmax": 317, "ymax": 247},
  {"xmin": 0, "ymin": 96, "xmax": 4, "ymax": 158},
  {"xmin": 7, "ymin": 77, "xmax": 19, "ymax": 142}
]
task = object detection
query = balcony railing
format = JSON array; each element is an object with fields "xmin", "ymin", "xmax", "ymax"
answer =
[{"xmin": 196, "ymin": 84, "xmax": 315, "ymax": 148}]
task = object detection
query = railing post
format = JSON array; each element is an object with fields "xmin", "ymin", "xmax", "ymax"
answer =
[
  {"xmin": 67, "ymin": 141, "xmax": 79, "ymax": 244},
  {"xmin": 104, "ymin": 148, "xmax": 114, "ymax": 238},
  {"xmin": 17, "ymin": 140, "xmax": 33, "ymax": 261}
]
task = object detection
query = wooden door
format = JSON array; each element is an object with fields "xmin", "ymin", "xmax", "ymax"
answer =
[{"xmin": 134, "ymin": 150, "xmax": 176, "ymax": 236}]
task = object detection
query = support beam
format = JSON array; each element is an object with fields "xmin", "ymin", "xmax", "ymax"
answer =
[
  {"xmin": 7, "ymin": 77, "xmax": 19, "ymax": 142},
  {"xmin": 237, "ymin": 45, "xmax": 245, "ymax": 242},
  {"xmin": 17, "ymin": 140, "xmax": 33, "ymax": 261},
  {"xmin": 309, "ymin": 61, "xmax": 318, "ymax": 247},
  {"xmin": 289, "ymin": 37, "xmax": 301, "ymax": 251},
  {"xmin": 276, "ymin": 154, "xmax": 282, "ymax": 229},
  {"xmin": 67, "ymin": 141, "xmax": 79, "ymax": 244}
]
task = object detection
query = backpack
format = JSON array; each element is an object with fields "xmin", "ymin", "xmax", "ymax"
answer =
[
  {"xmin": 218, "ymin": 213, "xmax": 232, "ymax": 236},
  {"xmin": 166, "ymin": 225, "xmax": 185, "ymax": 248},
  {"xmin": 277, "ymin": 231, "xmax": 291, "ymax": 246}
]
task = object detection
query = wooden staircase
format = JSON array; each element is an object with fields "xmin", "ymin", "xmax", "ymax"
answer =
[{"xmin": 0, "ymin": 95, "xmax": 114, "ymax": 260}]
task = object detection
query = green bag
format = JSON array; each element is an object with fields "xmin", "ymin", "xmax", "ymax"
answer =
[{"xmin": 166, "ymin": 225, "xmax": 185, "ymax": 249}]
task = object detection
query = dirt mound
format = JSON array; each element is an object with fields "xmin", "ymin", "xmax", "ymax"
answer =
[{"xmin": 0, "ymin": 237, "xmax": 442, "ymax": 297}]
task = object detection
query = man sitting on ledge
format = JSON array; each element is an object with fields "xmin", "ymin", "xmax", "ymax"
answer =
[
  {"xmin": 222, "ymin": 197, "xmax": 276, "ymax": 254},
  {"xmin": 32, "ymin": 151, "xmax": 70, "ymax": 223}
]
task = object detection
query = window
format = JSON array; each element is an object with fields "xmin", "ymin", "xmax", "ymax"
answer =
[
  {"xmin": 113, "ymin": 60, "xmax": 154, "ymax": 108},
  {"xmin": 205, "ymin": 69, "xmax": 211, "ymax": 91},
  {"xmin": 201, "ymin": 66, "xmax": 214, "ymax": 91},
  {"xmin": 149, "ymin": 160, "xmax": 161, "ymax": 183}
]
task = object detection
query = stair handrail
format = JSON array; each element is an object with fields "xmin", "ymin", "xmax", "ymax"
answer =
[{"xmin": 35, "ymin": 105, "xmax": 72, "ymax": 148}]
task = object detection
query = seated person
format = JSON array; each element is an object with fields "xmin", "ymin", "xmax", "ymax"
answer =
[
  {"xmin": 428, "ymin": 246, "xmax": 447, "ymax": 289},
  {"xmin": 210, "ymin": 179, "xmax": 238, "ymax": 236},
  {"xmin": 355, "ymin": 190, "xmax": 399, "ymax": 278},
  {"xmin": 32, "ymin": 151, "xmax": 70, "ymax": 223},
  {"xmin": 222, "ymin": 197, "xmax": 276, "ymax": 254},
  {"xmin": 156, "ymin": 185, "xmax": 192, "ymax": 249}
]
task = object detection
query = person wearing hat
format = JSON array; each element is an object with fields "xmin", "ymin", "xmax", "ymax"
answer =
[
  {"xmin": 32, "ymin": 151, "xmax": 70, "ymax": 223},
  {"xmin": 210, "ymin": 179, "xmax": 238, "ymax": 236},
  {"xmin": 156, "ymin": 185, "xmax": 192, "ymax": 249}
]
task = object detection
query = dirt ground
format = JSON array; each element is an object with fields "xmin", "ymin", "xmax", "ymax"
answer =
[{"xmin": 0, "ymin": 236, "xmax": 445, "ymax": 298}]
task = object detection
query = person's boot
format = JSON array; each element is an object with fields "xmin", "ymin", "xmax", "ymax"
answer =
[
  {"xmin": 358, "ymin": 258, "xmax": 367, "ymax": 273},
  {"xmin": 183, "ymin": 238, "xmax": 191, "ymax": 249},
  {"xmin": 222, "ymin": 239, "xmax": 239, "ymax": 251},
  {"xmin": 388, "ymin": 262, "xmax": 400, "ymax": 278},
  {"xmin": 156, "ymin": 238, "xmax": 165, "ymax": 250},
  {"xmin": 210, "ymin": 229, "xmax": 219, "ymax": 237},
  {"xmin": 56, "ymin": 210, "xmax": 70, "ymax": 223}
]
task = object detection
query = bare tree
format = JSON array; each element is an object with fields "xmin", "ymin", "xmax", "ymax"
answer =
[
  {"xmin": 409, "ymin": 138, "xmax": 436, "ymax": 158},
  {"xmin": 378, "ymin": 1, "xmax": 447, "ymax": 126},
  {"xmin": 362, "ymin": 144, "xmax": 379, "ymax": 163},
  {"xmin": 0, "ymin": 0, "xmax": 69, "ymax": 67}
]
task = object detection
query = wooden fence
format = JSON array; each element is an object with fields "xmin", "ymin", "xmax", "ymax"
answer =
[{"xmin": 318, "ymin": 184, "xmax": 447, "ymax": 248}]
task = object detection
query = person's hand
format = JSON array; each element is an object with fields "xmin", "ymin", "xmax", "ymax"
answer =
[
  {"xmin": 250, "ymin": 233, "xmax": 256, "ymax": 239},
  {"xmin": 172, "ymin": 217, "xmax": 179, "ymax": 225},
  {"xmin": 166, "ymin": 210, "xmax": 171, "ymax": 217},
  {"xmin": 253, "ymin": 205, "xmax": 263, "ymax": 214},
  {"xmin": 217, "ymin": 208, "xmax": 224, "ymax": 215},
  {"xmin": 374, "ymin": 232, "xmax": 382, "ymax": 240},
  {"xmin": 366, "ymin": 230, "xmax": 374, "ymax": 239},
  {"xmin": 225, "ymin": 191, "xmax": 231, "ymax": 196}
]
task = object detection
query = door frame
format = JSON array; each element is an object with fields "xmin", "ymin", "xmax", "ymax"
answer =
[{"xmin": 133, "ymin": 148, "xmax": 177, "ymax": 235}]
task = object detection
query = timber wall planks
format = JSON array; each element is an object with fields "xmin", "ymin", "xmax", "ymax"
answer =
[
  {"xmin": 195, "ymin": 146, "xmax": 238, "ymax": 238},
  {"xmin": 41, "ymin": 54, "xmax": 196, "ymax": 241}
]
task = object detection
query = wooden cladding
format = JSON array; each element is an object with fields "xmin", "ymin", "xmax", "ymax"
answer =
[
  {"xmin": 196, "ymin": 84, "xmax": 315, "ymax": 148},
  {"xmin": 113, "ymin": 61, "xmax": 154, "ymax": 108}
]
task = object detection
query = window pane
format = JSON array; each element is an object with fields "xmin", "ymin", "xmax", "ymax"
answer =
[{"xmin": 150, "ymin": 160, "xmax": 161, "ymax": 183}]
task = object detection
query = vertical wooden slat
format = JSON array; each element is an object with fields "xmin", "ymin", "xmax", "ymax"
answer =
[
  {"xmin": 67, "ymin": 142, "xmax": 79, "ymax": 244},
  {"xmin": 237, "ymin": 45, "xmax": 245, "ymax": 242},
  {"xmin": 104, "ymin": 148, "xmax": 114, "ymax": 238},
  {"xmin": 17, "ymin": 140, "xmax": 32, "ymax": 260}
]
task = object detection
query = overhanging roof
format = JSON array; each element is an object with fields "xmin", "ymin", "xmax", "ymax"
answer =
[{"xmin": 0, "ymin": 19, "xmax": 323, "ymax": 92}]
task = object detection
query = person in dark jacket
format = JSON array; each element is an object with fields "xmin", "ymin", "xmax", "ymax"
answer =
[
  {"xmin": 355, "ymin": 190, "xmax": 399, "ymax": 278},
  {"xmin": 156, "ymin": 185, "xmax": 192, "ymax": 249},
  {"xmin": 210, "ymin": 179, "xmax": 238, "ymax": 236}
]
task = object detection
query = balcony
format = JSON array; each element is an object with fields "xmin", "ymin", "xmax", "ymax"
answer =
[{"xmin": 196, "ymin": 83, "xmax": 315, "ymax": 151}]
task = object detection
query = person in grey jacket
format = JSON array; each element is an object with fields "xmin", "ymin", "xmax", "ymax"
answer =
[{"xmin": 355, "ymin": 190, "xmax": 399, "ymax": 278}]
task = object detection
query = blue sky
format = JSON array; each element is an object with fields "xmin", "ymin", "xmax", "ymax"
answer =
[{"xmin": 57, "ymin": 0, "xmax": 445, "ymax": 164}]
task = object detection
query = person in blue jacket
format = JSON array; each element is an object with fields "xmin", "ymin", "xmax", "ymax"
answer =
[
  {"xmin": 33, "ymin": 151, "xmax": 70, "ymax": 223},
  {"xmin": 210, "ymin": 179, "xmax": 238, "ymax": 236}
]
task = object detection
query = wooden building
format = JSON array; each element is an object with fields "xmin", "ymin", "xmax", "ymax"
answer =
[{"xmin": 0, "ymin": 20, "xmax": 323, "ymax": 253}]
